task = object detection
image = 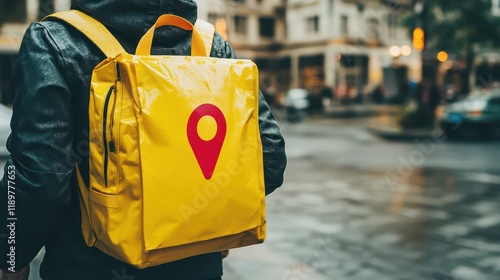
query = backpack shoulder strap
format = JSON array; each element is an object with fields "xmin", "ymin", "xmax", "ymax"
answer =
[
  {"xmin": 194, "ymin": 19, "xmax": 215, "ymax": 57},
  {"xmin": 44, "ymin": 10, "xmax": 126, "ymax": 58},
  {"xmin": 46, "ymin": 10, "xmax": 215, "ymax": 57}
]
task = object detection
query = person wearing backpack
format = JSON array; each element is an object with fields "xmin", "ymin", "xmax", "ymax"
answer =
[{"xmin": 0, "ymin": 1, "xmax": 287, "ymax": 279}]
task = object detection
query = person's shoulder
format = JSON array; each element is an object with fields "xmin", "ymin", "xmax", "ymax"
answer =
[
  {"xmin": 21, "ymin": 19, "xmax": 80, "ymax": 49},
  {"xmin": 17, "ymin": 21, "xmax": 70, "ymax": 55},
  {"xmin": 31, "ymin": 18, "xmax": 73, "ymax": 36},
  {"xmin": 21, "ymin": 18, "xmax": 105, "ymax": 74}
]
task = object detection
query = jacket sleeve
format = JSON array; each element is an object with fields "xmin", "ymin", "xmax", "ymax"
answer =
[
  {"xmin": 211, "ymin": 33, "xmax": 287, "ymax": 195},
  {"xmin": 0, "ymin": 23, "xmax": 74, "ymax": 270},
  {"xmin": 257, "ymin": 90, "xmax": 287, "ymax": 195}
]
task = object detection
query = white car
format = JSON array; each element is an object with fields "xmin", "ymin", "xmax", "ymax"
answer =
[{"xmin": 284, "ymin": 88, "xmax": 309, "ymax": 122}]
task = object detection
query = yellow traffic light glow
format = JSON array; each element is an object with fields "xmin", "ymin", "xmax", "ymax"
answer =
[
  {"xmin": 413, "ymin": 27, "xmax": 424, "ymax": 38},
  {"xmin": 413, "ymin": 27, "xmax": 425, "ymax": 52},
  {"xmin": 437, "ymin": 51, "xmax": 449, "ymax": 62}
]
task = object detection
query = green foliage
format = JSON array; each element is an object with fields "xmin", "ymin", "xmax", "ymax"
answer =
[{"xmin": 404, "ymin": 0, "xmax": 500, "ymax": 53}]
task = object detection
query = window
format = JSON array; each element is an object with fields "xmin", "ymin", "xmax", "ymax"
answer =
[
  {"xmin": 0, "ymin": 1, "xmax": 27, "ymax": 23},
  {"xmin": 307, "ymin": 16, "xmax": 319, "ymax": 33},
  {"xmin": 208, "ymin": 13, "xmax": 219, "ymax": 25},
  {"xmin": 234, "ymin": 15, "xmax": 247, "ymax": 35},
  {"xmin": 259, "ymin": 17, "xmax": 275, "ymax": 38},
  {"xmin": 340, "ymin": 15, "xmax": 348, "ymax": 37},
  {"xmin": 367, "ymin": 18, "xmax": 380, "ymax": 39},
  {"xmin": 387, "ymin": 14, "xmax": 398, "ymax": 40}
]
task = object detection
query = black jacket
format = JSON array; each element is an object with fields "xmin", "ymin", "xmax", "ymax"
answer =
[{"xmin": 0, "ymin": 1, "xmax": 286, "ymax": 279}]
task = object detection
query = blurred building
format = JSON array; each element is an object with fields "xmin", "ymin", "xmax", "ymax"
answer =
[
  {"xmin": 198, "ymin": 0, "xmax": 290, "ymax": 96},
  {"xmin": 1, "ymin": 0, "xmax": 421, "ymax": 105},
  {"xmin": 198, "ymin": 0, "xmax": 420, "ymax": 102},
  {"xmin": 0, "ymin": 0, "xmax": 71, "ymax": 104},
  {"xmin": 432, "ymin": 0, "xmax": 500, "ymax": 95},
  {"xmin": 493, "ymin": 0, "xmax": 500, "ymax": 16}
]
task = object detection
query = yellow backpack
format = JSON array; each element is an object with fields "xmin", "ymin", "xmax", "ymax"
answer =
[{"xmin": 45, "ymin": 10, "xmax": 265, "ymax": 268}]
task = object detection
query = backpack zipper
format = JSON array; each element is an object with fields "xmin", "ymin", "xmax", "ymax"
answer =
[
  {"xmin": 109, "ymin": 63, "xmax": 120, "ymax": 153},
  {"xmin": 102, "ymin": 85, "xmax": 116, "ymax": 187},
  {"xmin": 103, "ymin": 64, "xmax": 121, "ymax": 187}
]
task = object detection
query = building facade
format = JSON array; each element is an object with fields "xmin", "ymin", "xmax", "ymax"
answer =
[
  {"xmin": 198, "ymin": 0, "xmax": 420, "ymax": 102},
  {"xmin": 198, "ymin": 0, "xmax": 290, "ymax": 95},
  {"xmin": 1, "ymin": 0, "xmax": 419, "ymax": 104}
]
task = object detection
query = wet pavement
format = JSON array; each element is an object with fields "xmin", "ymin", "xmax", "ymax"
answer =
[
  {"xmin": 223, "ymin": 116, "xmax": 500, "ymax": 280},
  {"xmin": 2, "ymin": 115, "xmax": 500, "ymax": 280}
]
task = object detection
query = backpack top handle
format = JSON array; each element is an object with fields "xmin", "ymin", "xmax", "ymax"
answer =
[{"xmin": 135, "ymin": 14, "xmax": 207, "ymax": 57}]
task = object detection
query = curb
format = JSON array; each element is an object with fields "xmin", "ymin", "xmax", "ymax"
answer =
[
  {"xmin": 367, "ymin": 125, "xmax": 436, "ymax": 141},
  {"xmin": 324, "ymin": 105, "xmax": 402, "ymax": 119}
]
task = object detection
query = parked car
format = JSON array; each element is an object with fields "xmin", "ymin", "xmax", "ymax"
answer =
[
  {"xmin": 440, "ymin": 89, "xmax": 500, "ymax": 138},
  {"xmin": 284, "ymin": 88, "xmax": 309, "ymax": 123}
]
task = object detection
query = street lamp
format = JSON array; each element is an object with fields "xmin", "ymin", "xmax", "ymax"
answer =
[
  {"xmin": 401, "ymin": 45, "xmax": 412, "ymax": 57},
  {"xmin": 390, "ymin": 46, "xmax": 401, "ymax": 58},
  {"xmin": 390, "ymin": 45, "xmax": 412, "ymax": 58},
  {"xmin": 437, "ymin": 51, "xmax": 449, "ymax": 62}
]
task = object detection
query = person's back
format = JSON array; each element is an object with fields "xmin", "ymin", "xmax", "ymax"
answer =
[{"xmin": 0, "ymin": 1, "xmax": 286, "ymax": 279}]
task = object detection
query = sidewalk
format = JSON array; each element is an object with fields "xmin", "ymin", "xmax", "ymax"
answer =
[
  {"xmin": 323, "ymin": 104, "xmax": 402, "ymax": 119},
  {"xmin": 223, "ymin": 243, "xmax": 328, "ymax": 280},
  {"xmin": 359, "ymin": 108, "xmax": 438, "ymax": 140},
  {"xmin": 322, "ymin": 104, "xmax": 437, "ymax": 140}
]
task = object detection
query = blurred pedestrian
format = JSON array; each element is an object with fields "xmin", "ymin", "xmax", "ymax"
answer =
[
  {"xmin": 371, "ymin": 84, "xmax": 385, "ymax": 104},
  {"xmin": 416, "ymin": 78, "xmax": 441, "ymax": 122},
  {"xmin": 0, "ymin": 1, "xmax": 286, "ymax": 280},
  {"xmin": 320, "ymin": 86, "xmax": 333, "ymax": 107}
]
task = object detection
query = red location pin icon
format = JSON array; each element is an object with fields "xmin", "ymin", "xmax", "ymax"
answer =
[{"xmin": 187, "ymin": 104, "xmax": 227, "ymax": 180}]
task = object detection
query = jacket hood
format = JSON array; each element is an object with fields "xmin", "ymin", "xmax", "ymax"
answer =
[{"xmin": 71, "ymin": 0, "xmax": 198, "ymax": 49}]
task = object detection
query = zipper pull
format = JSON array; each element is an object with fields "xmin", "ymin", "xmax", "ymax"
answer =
[
  {"xmin": 108, "ymin": 84, "xmax": 118, "ymax": 153},
  {"xmin": 109, "ymin": 141, "xmax": 116, "ymax": 153}
]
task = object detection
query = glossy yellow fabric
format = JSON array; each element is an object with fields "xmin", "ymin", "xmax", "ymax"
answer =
[{"xmin": 47, "ymin": 11, "xmax": 265, "ymax": 268}]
